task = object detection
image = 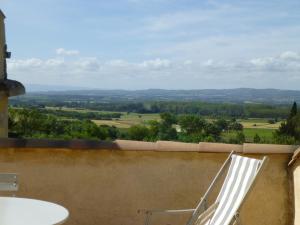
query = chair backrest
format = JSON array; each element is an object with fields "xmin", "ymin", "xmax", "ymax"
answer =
[
  {"xmin": 205, "ymin": 155, "xmax": 262, "ymax": 225},
  {"xmin": 0, "ymin": 173, "xmax": 18, "ymax": 191}
]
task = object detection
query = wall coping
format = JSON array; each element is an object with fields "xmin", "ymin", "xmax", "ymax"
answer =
[{"xmin": 0, "ymin": 138, "xmax": 297, "ymax": 154}]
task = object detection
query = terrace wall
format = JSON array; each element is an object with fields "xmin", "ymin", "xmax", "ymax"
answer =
[
  {"xmin": 0, "ymin": 139, "xmax": 296, "ymax": 225},
  {"xmin": 289, "ymin": 147, "xmax": 300, "ymax": 225}
]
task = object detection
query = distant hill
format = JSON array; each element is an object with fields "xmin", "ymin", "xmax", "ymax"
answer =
[
  {"xmin": 25, "ymin": 84, "xmax": 87, "ymax": 92},
  {"xmin": 25, "ymin": 88, "xmax": 300, "ymax": 104}
]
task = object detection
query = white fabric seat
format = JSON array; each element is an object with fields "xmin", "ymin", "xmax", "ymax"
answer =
[{"xmin": 204, "ymin": 155, "xmax": 261, "ymax": 225}]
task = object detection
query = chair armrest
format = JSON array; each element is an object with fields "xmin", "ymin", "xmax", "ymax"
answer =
[
  {"xmin": 138, "ymin": 208, "xmax": 195, "ymax": 215},
  {"xmin": 196, "ymin": 201, "xmax": 219, "ymax": 225}
]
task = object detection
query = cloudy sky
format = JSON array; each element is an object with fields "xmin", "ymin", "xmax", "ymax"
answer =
[{"xmin": 2, "ymin": 0, "xmax": 300, "ymax": 90}]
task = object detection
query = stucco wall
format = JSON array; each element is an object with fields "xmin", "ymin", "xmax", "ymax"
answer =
[
  {"xmin": 0, "ymin": 148, "xmax": 292, "ymax": 225},
  {"xmin": 292, "ymin": 160, "xmax": 300, "ymax": 225},
  {"xmin": 290, "ymin": 147, "xmax": 300, "ymax": 225}
]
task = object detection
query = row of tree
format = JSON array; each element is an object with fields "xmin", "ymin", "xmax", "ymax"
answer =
[
  {"xmin": 8, "ymin": 108, "xmax": 245, "ymax": 143},
  {"xmin": 39, "ymin": 109, "xmax": 122, "ymax": 120},
  {"xmin": 9, "ymin": 108, "xmax": 118, "ymax": 140},
  {"xmin": 125, "ymin": 113, "xmax": 245, "ymax": 143},
  {"xmin": 11, "ymin": 98, "xmax": 290, "ymax": 118}
]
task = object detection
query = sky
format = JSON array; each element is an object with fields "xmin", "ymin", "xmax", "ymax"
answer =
[{"xmin": 2, "ymin": 0, "xmax": 300, "ymax": 90}]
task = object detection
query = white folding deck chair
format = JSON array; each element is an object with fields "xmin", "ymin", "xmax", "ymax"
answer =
[{"xmin": 140, "ymin": 151, "xmax": 268, "ymax": 225}]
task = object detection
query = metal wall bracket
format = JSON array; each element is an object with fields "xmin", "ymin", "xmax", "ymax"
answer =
[{"xmin": 0, "ymin": 173, "xmax": 18, "ymax": 191}]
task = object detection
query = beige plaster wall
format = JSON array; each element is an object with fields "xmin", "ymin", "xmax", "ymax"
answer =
[
  {"xmin": 292, "ymin": 160, "xmax": 300, "ymax": 225},
  {"xmin": 0, "ymin": 148, "xmax": 292, "ymax": 225}
]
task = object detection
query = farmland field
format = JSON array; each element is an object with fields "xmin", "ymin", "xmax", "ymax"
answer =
[
  {"xmin": 238, "ymin": 118, "xmax": 281, "ymax": 129},
  {"xmin": 93, "ymin": 113, "xmax": 160, "ymax": 128},
  {"xmin": 222, "ymin": 128, "xmax": 275, "ymax": 143}
]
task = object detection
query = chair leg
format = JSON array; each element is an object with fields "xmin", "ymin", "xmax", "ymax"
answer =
[
  {"xmin": 144, "ymin": 212, "xmax": 152, "ymax": 225},
  {"xmin": 232, "ymin": 212, "xmax": 241, "ymax": 225}
]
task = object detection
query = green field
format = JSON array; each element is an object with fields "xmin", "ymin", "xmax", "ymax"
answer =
[
  {"xmin": 222, "ymin": 128, "xmax": 275, "ymax": 143},
  {"xmin": 93, "ymin": 113, "xmax": 160, "ymax": 128},
  {"xmin": 238, "ymin": 118, "xmax": 281, "ymax": 129}
]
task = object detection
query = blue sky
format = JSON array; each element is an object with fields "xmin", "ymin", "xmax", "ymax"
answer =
[{"xmin": 2, "ymin": 0, "xmax": 300, "ymax": 90}]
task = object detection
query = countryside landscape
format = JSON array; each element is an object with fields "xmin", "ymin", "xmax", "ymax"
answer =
[
  {"xmin": 2, "ymin": 1, "xmax": 300, "ymax": 225},
  {"xmin": 8, "ymin": 88, "xmax": 300, "ymax": 145}
]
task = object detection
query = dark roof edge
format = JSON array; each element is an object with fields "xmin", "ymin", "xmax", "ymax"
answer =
[{"xmin": 0, "ymin": 10, "xmax": 6, "ymax": 19}]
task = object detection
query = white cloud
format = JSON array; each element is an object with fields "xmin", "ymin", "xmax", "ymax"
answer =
[
  {"xmin": 140, "ymin": 58, "xmax": 171, "ymax": 70},
  {"xmin": 45, "ymin": 58, "xmax": 65, "ymax": 67},
  {"xmin": 203, "ymin": 59, "xmax": 214, "ymax": 67},
  {"xmin": 106, "ymin": 60, "xmax": 130, "ymax": 67},
  {"xmin": 250, "ymin": 51, "xmax": 300, "ymax": 72},
  {"xmin": 56, "ymin": 48, "xmax": 80, "ymax": 56},
  {"xmin": 76, "ymin": 58, "xmax": 101, "ymax": 71},
  {"xmin": 279, "ymin": 51, "xmax": 300, "ymax": 61},
  {"xmin": 6, "ymin": 51, "xmax": 300, "ymax": 90},
  {"xmin": 8, "ymin": 58, "xmax": 43, "ymax": 70}
]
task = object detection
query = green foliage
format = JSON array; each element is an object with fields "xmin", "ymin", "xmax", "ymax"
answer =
[
  {"xmin": 39, "ymin": 109, "xmax": 121, "ymax": 120},
  {"xmin": 122, "ymin": 113, "xmax": 178, "ymax": 141},
  {"xmin": 8, "ymin": 102, "xmax": 295, "ymax": 145},
  {"xmin": 228, "ymin": 121, "xmax": 243, "ymax": 131},
  {"xmin": 8, "ymin": 108, "xmax": 119, "ymax": 140},
  {"xmin": 268, "ymin": 119, "xmax": 276, "ymax": 124},
  {"xmin": 229, "ymin": 132, "xmax": 245, "ymax": 144},
  {"xmin": 177, "ymin": 115, "xmax": 224, "ymax": 142},
  {"xmin": 204, "ymin": 123, "xmax": 222, "ymax": 138},
  {"xmin": 203, "ymin": 135, "xmax": 217, "ymax": 142},
  {"xmin": 160, "ymin": 113, "xmax": 177, "ymax": 126},
  {"xmin": 178, "ymin": 115, "xmax": 206, "ymax": 134},
  {"xmin": 290, "ymin": 102, "xmax": 297, "ymax": 118},
  {"xmin": 11, "ymin": 96, "xmax": 290, "ymax": 119},
  {"xmin": 214, "ymin": 118, "xmax": 229, "ymax": 131},
  {"xmin": 177, "ymin": 133, "xmax": 204, "ymax": 143},
  {"xmin": 127, "ymin": 125, "xmax": 149, "ymax": 141},
  {"xmin": 253, "ymin": 134, "xmax": 261, "ymax": 143},
  {"xmin": 275, "ymin": 102, "xmax": 300, "ymax": 144},
  {"xmin": 157, "ymin": 113, "xmax": 177, "ymax": 140}
]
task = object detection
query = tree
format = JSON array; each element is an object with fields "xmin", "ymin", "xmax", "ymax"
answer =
[
  {"xmin": 127, "ymin": 125, "xmax": 149, "ymax": 141},
  {"xmin": 8, "ymin": 108, "xmax": 118, "ymax": 140},
  {"xmin": 214, "ymin": 118, "xmax": 229, "ymax": 131},
  {"xmin": 158, "ymin": 126, "xmax": 177, "ymax": 140},
  {"xmin": 276, "ymin": 102, "xmax": 299, "ymax": 142},
  {"xmin": 268, "ymin": 119, "xmax": 275, "ymax": 124},
  {"xmin": 236, "ymin": 132, "xmax": 245, "ymax": 144},
  {"xmin": 160, "ymin": 113, "xmax": 177, "ymax": 126},
  {"xmin": 228, "ymin": 121, "xmax": 243, "ymax": 131},
  {"xmin": 178, "ymin": 115, "xmax": 206, "ymax": 134},
  {"xmin": 289, "ymin": 102, "xmax": 297, "ymax": 119},
  {"xmin": 157, "ymin": 113, "xmax": 178, "ymax": 140},
  {"xmin": 204, "ymin": 123, "xmax": 222, "ymax": 138},
  {"xmin": 148, "ymin": 120, "xmax": 160, "ymax": 140},
  {"xmin": 253, "ymin": 134, "xmax": 261, "ymax": 143},
  {"xmin": 229, "ymin": 132, "xmax": 245, "ymax": 144}
]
